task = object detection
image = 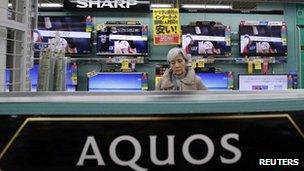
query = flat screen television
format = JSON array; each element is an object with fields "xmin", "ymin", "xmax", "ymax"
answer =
[
  {"xmin": 5, "ymin": 69, "xmax": 11, "ymax": 92},
  {"xmin": 239, "ymin": 21, "xmax": 287, "ymax": 56},
  {"xmin": 35, "ymin": 16, "xmax": 91, "ymax": 54},
  {"xmin": 30, "ymin": 64, "xmax": 39, "ymax": 92},
  {"xmin": 97, "ymin": 25, "xmax": 148, "ymax": 55},
  {"xmin": 181, "ymin": 24, "xmax": 231, "ymax": 56},
  {"xmin": 88, "ymin": 72, "xmax": 148, "ymax": 92},
  {"xmin": 197, "ymin": 72, "xmax": 233, "ymax": 90},
  {"xmin": 65, "ymin": 63, "xmax": 77, "ymax": 92},
  {"xmin": 30, "ymin": 64, "xmax": 76, "ymax": 92},
  {"xmin": 238, "ymin": 74, "xmax": 288, "ymax": 90}
]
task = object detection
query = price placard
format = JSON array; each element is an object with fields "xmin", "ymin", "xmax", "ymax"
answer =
[{"xmin": 121, "ymin": 59, "xmax": 130, "ymax": 70}]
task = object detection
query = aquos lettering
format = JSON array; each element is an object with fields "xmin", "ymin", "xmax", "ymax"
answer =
[
  {"xmin": 75, "ymin": 0, "xmax": 138, "ymax": 9},
  {"xmin": 76, "ymin": 133, "xmax": 242, "ymax": 171}
]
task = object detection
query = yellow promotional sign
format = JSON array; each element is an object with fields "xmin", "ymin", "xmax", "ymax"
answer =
[
  {"xmin": 191, "ymin": 61, "xmax": 197, "ymax": 69},
  {"xmin": 254, "ymin": 59, "xmax": 262, "ymax": 70},
  {"xmin": 153, "ymin": 8, "xmax": 180, "ymax": 45},
  {"xmin": 121, "ymin": 59, "xmax": 130, "ymax": 70},
  {"xmin": 197, "ymin": 59, "xmax": 205, "ymax": 68},
  {"xmin": 155, "ymin": 76, "xmax": 162, "ymax": 87},
  {"xmin": 248, "ymin": 61, "xmax": 253, "ymax": 74}
]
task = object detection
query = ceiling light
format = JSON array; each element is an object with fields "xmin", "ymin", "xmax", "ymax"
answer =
[
  {"xmin": 205, "ymin": 5, "xmax": 232, "ymax": 9},
  {"xmin": 39, "ymin": 3, "xmax": 63, "ymax": 8},
  {"xmin": 181, "ymin": 4, "xmax": 232, "ymax": 9},
  {"xmin": 150, "ymin": 4, "xmax": 173, "ymax": 8}
]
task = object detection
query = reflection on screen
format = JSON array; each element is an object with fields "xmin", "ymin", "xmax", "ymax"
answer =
[
  {"xmin": 88, "ymin": 73, "xmax": 146, "ymax": 92},
  {"xmin": 238, "ymin": 75, "xmax": 288, "ymax": 90},
  {"xmin": 197, "ymin": 73, "xmax": 230, "ymax": 90},
  {"xmin": 30, "ymin": 64, "xmax": 76, "ymax": 92}
]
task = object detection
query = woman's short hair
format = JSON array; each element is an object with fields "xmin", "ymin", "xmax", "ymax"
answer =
[{"xmin": 167, "ymin": 47, "xmax": 190, "ymax": 63}]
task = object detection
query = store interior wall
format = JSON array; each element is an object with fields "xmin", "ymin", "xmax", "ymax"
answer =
[{"xmin": 39, "ymin": 3, "xmax": 299, "ymax": 91}]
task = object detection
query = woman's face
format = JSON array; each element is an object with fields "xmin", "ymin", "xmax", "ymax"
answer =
[
  {"xmin": 243, "ymin": 36, "xmax": 251, "ymax": 45},
  {"xmin": 170, "ymin": 55, "xmax": 187, "ymax": 76}
]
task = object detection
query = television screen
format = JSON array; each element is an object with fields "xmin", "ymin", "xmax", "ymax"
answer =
[
  {"xmin": 66, "ymin": 63, "xmax": 77, "ymax": 92},
  {"xmin": 30, "ymin": 63, "xmax": 76, "ymax": 92},
  {"xmin": 181, "ymin": 24, "xmax": 231, "ymax": 56},
  {"xmin": 5, "ymin": 69, "xmax": 11, "ymax": 92},
  {"xmin": 30, "ymin": 64, "xmax": 39, "ymax": 91},
  {"xmin": 238, "ymin": 75, "xmax": 288, "ymax": 90},
  {"xmin": 35, "ymin": 16, "xmax": 91, "ymax": 54},
  {"xmin": 239, "ymin": 21, "xmax": 287, "ymax": 56},
  {"xmin": 197, "ymin": 72, "xmax": 233, "ymax": 90},
  {"xmin": 88, "ymin": 72, "xmax": 148, "ymax": 92},
  {"xmin": 97, "ymin": 25, "xmax": 148, "ymax": 55}
]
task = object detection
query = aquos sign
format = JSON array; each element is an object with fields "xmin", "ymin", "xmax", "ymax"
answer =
[
  {"xmin": 0, "ymin": 114, "xmax": 303, "ymax": 170},
  {"xmin": 64, "ymin": 0, "xmax": 150, "ymax": 11}
]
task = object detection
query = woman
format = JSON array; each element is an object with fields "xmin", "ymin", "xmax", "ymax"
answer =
[
  {"xmin": 182, "ymin": 34, "xmax": 194, "ymax": 54},
  {"xmin": 156, "ymin": 47, "xmax": 207, "ymax": 91},
  {"xmin": 241, "ymin": 34, "xmax": 252, "ymax": 55}
]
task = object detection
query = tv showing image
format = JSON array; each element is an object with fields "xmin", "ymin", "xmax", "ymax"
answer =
[
  {"xmin": 30, "ymin": 64, "xmax": 76, "ymax": 92},
  {"xmin": 35, "ymin": 16, "xmax": 91, "ymax": 54},
  {"xmin": 239, "ymin": 21, "xmax": 287, "ymax": 56},
  {"xmin": 238, "ymin": 75, "xmax": 288, "ymax": 91},
  {"xmin": 5, "ymin": 69, "xmax": 11, "ymax": 92},
  {"xmin": 197, "ymin": 72, "xmax": 233, "ymax": 90},
  {"xmin": 181, "ymin": 23, "xmax": 231, "ymax": 56},
  {"xmin": 97, "ymin": 25, "xmax": 148, "ymax": 55},
  {"xmin": 66, "ymin": 64, "xmax": 77, "ymax": 92},
  {"xmin": 30, "ymin": 64, "xmax": 39, "ymax": 92},
  {"xmin": 88, "ymin": 72, "xmax": 148, "ymax": 92}
]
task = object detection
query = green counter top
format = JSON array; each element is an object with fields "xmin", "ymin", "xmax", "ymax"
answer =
[{"xmin": 1, "ymin": 90, "xmax": 304, "ymax": 115}]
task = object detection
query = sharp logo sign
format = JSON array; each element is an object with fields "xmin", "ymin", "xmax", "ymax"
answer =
[
  {"xmin": 75, "ymin": 0, "xmax": 138, "ymax": 9},
  {"xmin": 64, "ymin": 0, "xmax": 150, "ymax": 10}
]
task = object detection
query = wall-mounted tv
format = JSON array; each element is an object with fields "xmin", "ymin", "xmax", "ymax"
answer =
[
  {"xmin": 197, "ymin": 72, "xmax": 233, "ymax": 90},
  {"xmin": 239, "ymin": 21, "xmax": 287, "ymax": 56},
  {"xmin": 238, "ymin": 74, "xmax": 288, "ymax": 90},
  {"xmin": 97, "ymin": 25, "xmax": 148, "ymax": 55},
  {"xmin": 30, "ymin": 64, "xmax": 76, "ymax": 92},
  {"xmin": 88, "ymin": 72, "xmax": 148, "ymax": 92},
  {"xmin": 181, "ymin": 22, "xmax": 231, "ymax": 56},
  {"xmin": 35, "ymin": 16, "xmax": 91, "ymax": 54}
]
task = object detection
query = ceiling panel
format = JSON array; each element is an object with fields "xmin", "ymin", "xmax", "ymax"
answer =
[
  {"xmin": 38, "ymin": 0, "xmax": 304, "ymax": 10},
  {"xmin": 39, "ymin": 0, "xmax": 304, "ymax": 3}
]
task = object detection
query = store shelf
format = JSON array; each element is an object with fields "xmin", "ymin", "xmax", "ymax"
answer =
[
  {"xmin": 96, "ymin": 53, "xmax": 148, "ymax": 56},
  {"xmin": 32, "ymin": 56, "xmax": 288, "ymax": 65},
  {"xmin": 191, "ymin": 56, "xmax": 287, "ymax": 64},
  {"xmin": 34, "ymin": 56, "xmax": 146, "ymax": 64}
]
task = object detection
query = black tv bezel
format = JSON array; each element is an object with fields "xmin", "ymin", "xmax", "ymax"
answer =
[
  {"xmin": 36, "ymin": 16, "xmax": 92, "ymax": 55},
  {"xmin": 96, "ymin": 25, "xmax": 149, "ymax": 56},
  {"xmin": 30, "ymin": 62, "xmax": 77, "ymax": 92},
  {"xmin": 238, "ymin": 24, "xmax": 287, "ymax": 57},
  {"xmin": 181, "ymin": 24, "xmax": 232, "ymax": 57},
  {"xmin": 196, "ymin": 71, "xmax": 234, "ymax": 90},
  {"xmin": 237, "ymin": 74, "xmax": 289, "ymax": 91},
  {"xmin": 87, "ymin": 72, "xmax": 148, "ymax": 92}
]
